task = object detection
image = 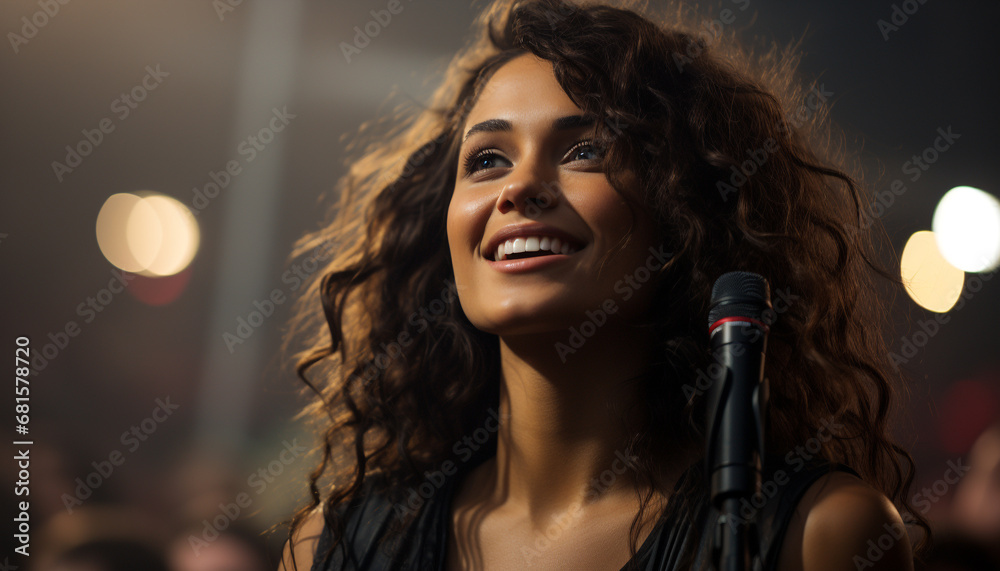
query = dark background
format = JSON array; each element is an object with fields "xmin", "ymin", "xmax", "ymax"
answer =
[{"xmin": 2, "ymin": 0, "xmax": 998, "ymax": 568}]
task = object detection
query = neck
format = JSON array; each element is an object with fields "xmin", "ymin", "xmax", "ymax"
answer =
[{"xmin": 477, "ymin": 322, "xmax": 682, "ymax": 526}]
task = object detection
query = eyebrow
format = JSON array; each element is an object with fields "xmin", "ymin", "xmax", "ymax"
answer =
[{"xmin": 462, "ymin": 114, "xmax": 595, "ymax": 142}]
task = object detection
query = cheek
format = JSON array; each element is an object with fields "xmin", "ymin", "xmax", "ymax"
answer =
[
  {"xmin": 445, "ymin": 194, "xmax": 487, "ymax": 324},
  {"xmin": 446, "ymin": 190, "xmax": 493, "ymax": 256},
  {"xmin": 580, "ymin": 186, "xmax": 637, "ymax": 243},
  {"xmin": 579, "ymin": 185, "xmax": 660, "ymax": 287},
  {"xmin": 445, "ymin": 200, "xmax": 459, "ymax": 258},
  {"xmin": 446, "ymin": 191, "xmax": 468, "ymax": 248},
  {"xmin": 446, "ymin": 194, "xmax": 477, "ymax": 277}
]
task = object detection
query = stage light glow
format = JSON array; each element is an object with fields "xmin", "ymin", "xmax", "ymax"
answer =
[
  {"xmin": 126, "ymin": 195, "xmax": 163, "ymax": 271},
  {"xmin": 96, "ymin": 191, "xmax": 200, "ymax": 277},
  {"xmin": 136, "ymin": 194, "xmax": 199, "ymax": 276},
  {"xmin": 932, "ymin": 185, "xmax": 1000, "ymax": 272},
  {"xmin": 96, "ymin": 193, "xmax": 147, "ymax": 272},
  {"xmin": 900, "ymin": 230, "xmax": 964, "ymax": 313}
]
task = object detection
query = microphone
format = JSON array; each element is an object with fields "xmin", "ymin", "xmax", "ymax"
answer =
[{"xmin": 705, "ymin": 271, "xmax": 771, "ymax": 571}]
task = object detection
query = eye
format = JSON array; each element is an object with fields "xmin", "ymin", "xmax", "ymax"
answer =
[
  {"xmin": 463, "ymin": 146, "xmax": 511, "ymax": 175},
  {"xmin": 564, "ymin": 141, "xmax": 602, "ymax": 163}
]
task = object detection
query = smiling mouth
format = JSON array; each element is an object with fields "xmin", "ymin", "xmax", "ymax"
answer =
[{"xmin": 491, "ymin": 235, "xmax": 581, "ymax": 261}]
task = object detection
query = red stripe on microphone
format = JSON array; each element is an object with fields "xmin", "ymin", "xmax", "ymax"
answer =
[{"xmin": 710, "ymin": 316, "xmax": 769, "ymax": 333}]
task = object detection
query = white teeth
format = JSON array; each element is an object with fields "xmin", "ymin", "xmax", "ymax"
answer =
[{"xmin": 492, "ymin": 235, "xmax": 579, "ymax": 261}]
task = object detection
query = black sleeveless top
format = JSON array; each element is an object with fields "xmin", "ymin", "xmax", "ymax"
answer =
[{"xmin": 310, "ymin": 453, "xmax": 857, "ymax": 571}]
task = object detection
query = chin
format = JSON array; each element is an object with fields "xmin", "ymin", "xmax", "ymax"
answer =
[{"xmin": 467, "ymin": 301, "xmax": 586, "ymax": 338}]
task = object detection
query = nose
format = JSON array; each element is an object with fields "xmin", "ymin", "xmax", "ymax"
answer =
[{"xmin": 495, "ymin": 161, "xmax": 560, "ymax": 217}]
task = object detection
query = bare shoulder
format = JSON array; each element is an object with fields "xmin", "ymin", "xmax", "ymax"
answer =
[
  {"xmin": 776, "ymin": 470, "xmax": 913, "ymax": 571},
  {"xmin": 277, "ymin": 506, "xmax": 328, "ymax": 571}
]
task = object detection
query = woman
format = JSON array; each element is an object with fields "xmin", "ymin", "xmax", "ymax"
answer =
[{"xmin": 278, "ymin": 0, "xmax": 929, "ymax": 569}]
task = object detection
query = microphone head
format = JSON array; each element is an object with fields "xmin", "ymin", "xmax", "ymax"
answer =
[{"xmin": 708, "ymin": 271, "xmax": 772, "ymax": 328}]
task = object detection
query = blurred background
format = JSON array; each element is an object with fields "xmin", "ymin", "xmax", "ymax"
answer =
[{"xmin": 2, "ymin": 0, "xmax": 999, "ymax": 569}]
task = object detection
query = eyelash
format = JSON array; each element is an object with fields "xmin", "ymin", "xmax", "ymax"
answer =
[{"xmin": 462, "ymin": 140, "xmax": 600, "ymax": 176}]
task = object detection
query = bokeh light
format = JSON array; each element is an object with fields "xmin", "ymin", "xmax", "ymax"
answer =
[
  {"xmin": 96, "ymin": 192, "xmax": 147, "ymax": 273},
  {"xmin": 932, "ymin": 185, "xmax": 1000, "ymax": 272},
  {"xmin": 96, "ymin": 191, "xmax": 200, "ymax": 278},
  {"xmin": 937, "ymin": 376, "xmax": 1000, "ymax": 455},
  {"xmin": 900, "ymin": 230, "xmax": 965, "ymax": 313},
  {"xmin": 126, "ymin": 268, "xmax": 194, "ymax": 306}
]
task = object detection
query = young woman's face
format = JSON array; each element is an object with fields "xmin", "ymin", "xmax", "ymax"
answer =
[{"xmin": 446, "ymin": 53, "xmax": 664, "ymax": 336}]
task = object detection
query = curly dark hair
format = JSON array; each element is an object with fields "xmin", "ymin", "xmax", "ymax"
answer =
[{"xmin": 278, "ymin": 0, "xmax": 931, "ymax": 568}]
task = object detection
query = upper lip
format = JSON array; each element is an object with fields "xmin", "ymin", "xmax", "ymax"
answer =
[{"xmin": 483, "ymin": 222, "xmax": 586, "ymax": 261}]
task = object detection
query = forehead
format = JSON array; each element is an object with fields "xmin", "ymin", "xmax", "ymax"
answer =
[{"xmin": 464, "ymin": 54, "xmax": 584, "ymax": 130}]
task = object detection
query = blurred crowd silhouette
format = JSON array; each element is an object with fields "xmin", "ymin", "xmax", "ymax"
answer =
[
  {"xmin": 916, "ymin": 421, "xmax": 1000, "ymax": 571},
  {"xmin": 8, "ymin": 444, "xmax": 287, "ymax": 571},
  {"xmin": 13, "ymin": 420, "xmax": 997, "ymax": 570},
  {"xmin": 34, "ymin": 515, "xmax": 273, "ymax": 571}
]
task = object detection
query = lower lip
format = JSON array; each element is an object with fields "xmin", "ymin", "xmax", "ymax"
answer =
[{"xmin": 486, "ymin": 253, "xmax": 573, "ymax": 273}]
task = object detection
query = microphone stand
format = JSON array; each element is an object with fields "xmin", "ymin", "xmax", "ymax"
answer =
[{"xmin": 706, "ymin": 322, "xmax": 768, "ymax": 571}]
